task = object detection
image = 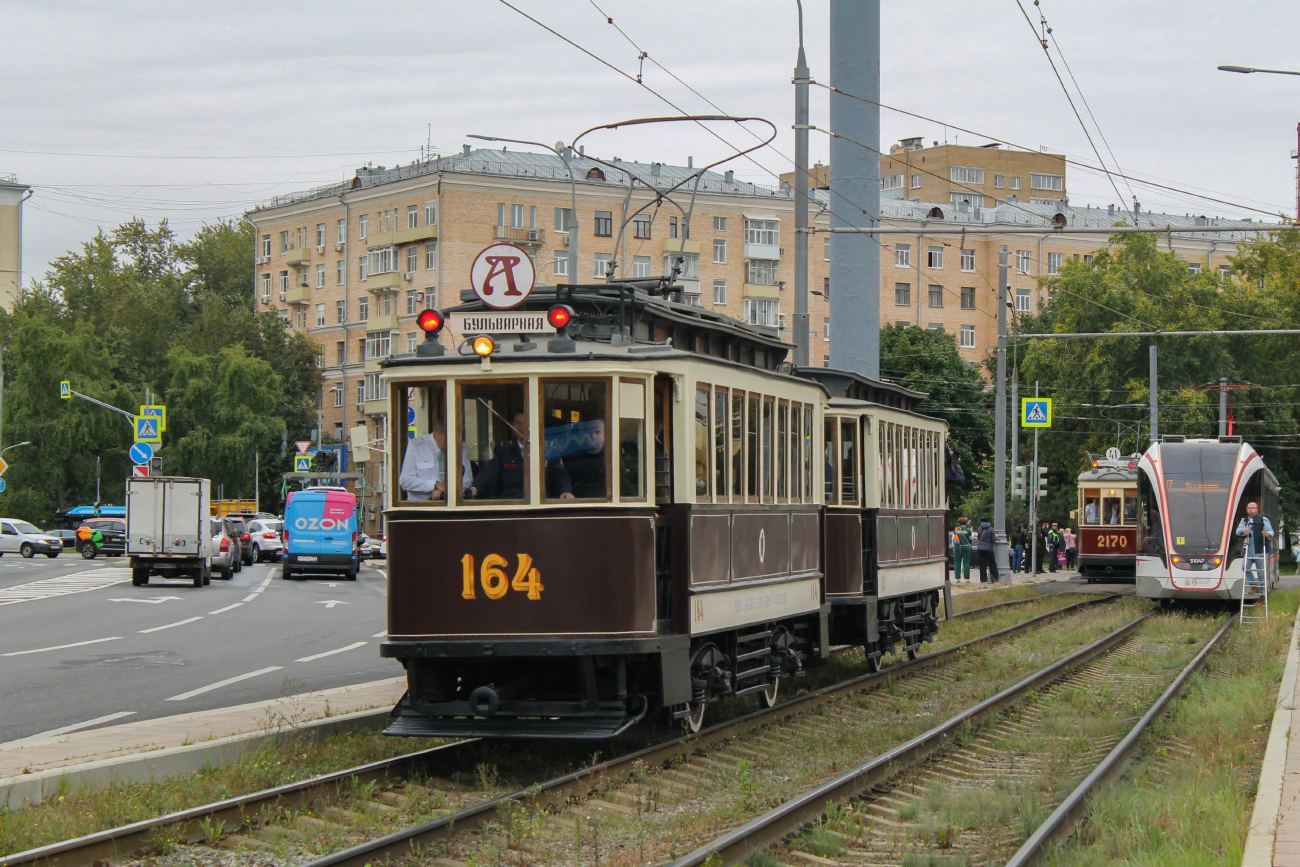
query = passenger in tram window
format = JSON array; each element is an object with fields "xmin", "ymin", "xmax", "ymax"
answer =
[
  {"xmin": 1084, "ymin": 497, "xmax": 1099, "ymax": 524},
  {"xmin": 1102, "ymin": 496, "xmax": 1121, "ymax": 525},
  {"xmin": 399, "ymin": 421, "xmax": 471, "ymax": 501},
  {"xmin": 468, "ymin": 412, "xmax": 573, "ymax": 500},
  {"xmin": 1123, "ymin": 495, "xmax": 1137, "ymax": 525},
  {"xmin": 563, "ymin": 419, "xmax": 607, "ymax": 499}
]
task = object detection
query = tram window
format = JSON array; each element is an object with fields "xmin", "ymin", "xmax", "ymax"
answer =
[
  {"xmin": 1123, "ymin": 492, "xmax": 1137, "ymax": 525},
  {"xmin": 878, "ymin": 422, "xmax": 888, "ymax": 507},
  {"xmin": 824, "ymin": 419, "xmax": 838, "ymax": 503},
  {"xmin": 396, "ymin": 381, "xmax": 453, "ymax": 504},
  {"xmin": 731, "ymin": 391, "xmax": 744, "ymax": 498},
  {"xmin": 777, "ymin": 402, "xmax": 789, "ymax": 501},
  {"xmin": 1083, "ymin": 491, "xmax": 1100, "ymax": 524},
  {"xmin": 694, "ymin": 385, "xmax": 710, "ymax": 499},
  {"xmin": 747, "ymin": 395, "xmax": 759, "ymax": 500},
  {"xmin": 461, "ymin": 381, "xmax": 530, "ymax": 503},
  {"xmin": 654, "ymin": 377, "xmax": 672, "ymax": 504},
  {"xmin": 841, "ymin": 419, "xmax": 858, "ymax": 503},
  {"xmin": 762, "ymin": 398, "xmax": 774, "ymax": 501},
  {"xmin": 618, "ymin": 380, "xmax": 646, "ymax": 501},
  {"xmin": 1102, "ymin": 493, "xmax": 1121, "ymax": 525},
  {"xmin": 803, "ymin": 407, "xmax": 813, "ymax": 501},
  {"xmin": 540, "ymin": 379, "xmax": 608, "ymax": 502},
  {"xmin": 714, "ymin": 388, "xmax": 727, "ymax": 499},
  {"xmin": 790, "ymin": 404, "xmax": 802, "ymax": 501}
]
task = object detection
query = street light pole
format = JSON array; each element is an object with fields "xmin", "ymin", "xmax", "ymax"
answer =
[
  {"xmin": 792, "ymin": 0, "xmax": 811, "ymax": 367},
  {"xmin": 1218, "ymin": 64, "xmax": 1300, "ymax": 219}
]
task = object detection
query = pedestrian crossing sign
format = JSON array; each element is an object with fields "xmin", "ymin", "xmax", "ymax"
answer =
[
  {"xmin": 134, "ymin": 415, "xmax": 162, "ymax": 443},
  {"xmin": 294, "ymin": 455, "xmax": 312, "ymax": 472},
  {"xmin": 1021, "ymin": 398, "xmax": 1052, "ymax": 428}
]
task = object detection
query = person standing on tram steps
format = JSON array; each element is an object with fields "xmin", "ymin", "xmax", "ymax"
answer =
[
  {"xmin": 953, "ymin": 516, "xmax": 973, "ymax": 582},
  {"xmin": 976, "ymin": 516, "xmax": 999, "ymax": 584},
  {"xmin": 1010, "ymin": 524, "xmax": 1027, "ymax": 573},
  {"xmin": 1236, "ymin": 501, "xmax": 1274, "ymax": 591}
]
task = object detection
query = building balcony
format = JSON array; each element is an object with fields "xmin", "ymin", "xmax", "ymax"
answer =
[
  {"xmin": 366, "ymin": 271, "xmax": 403, "ymax": 291},
  {"xmin": 662, "ymin": 238, "xmax": 701, "ymax": 255},
  {"xmin": 285, "ymin": 285, "xmax": 311, "ymax": 305},
  {"xmin": 362, "ymin": 397, "xmax": 389, "ymax": 416},
  {"xmin": 284, "ymin": 248, "xmax": 311, "ymax": 266},
  {"xmin": 493, "ymin": 226, "xmax": 545, "ymax": 246},
  {"xmin": 364, "ymin": 357, "xmax": 384, "ymax": 373},
  {"xmin": 366, "ymin": 313, "xmax": 400, "ymax": 332},
  {"xmin": 743, "ymin": 282, "xmax": 780, "ymax": 298},
  {"xmin": 744, "ymin": 242, "xmax": 781, "ymax": 260},
  {"xmin": 395, "ymin": 225, "xmax": 436, "ymax": 245}
]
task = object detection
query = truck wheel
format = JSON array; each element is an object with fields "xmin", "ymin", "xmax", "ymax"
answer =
[
  {"xmin": 20, "ymin": 543, "xmax": 34, "ymax": 559},
  {"xmin": 203, "ymin": 572, "xmax": 211, "ymax": 586},
  {"xmin": 346, "ymin": 566, "xmax": 358, "ymax": 581},
  {"xmin": 192, "ymin": 570, "xmax": 203, "ymax": 588},
  {"xmin": 80, "ymin": 544, "xmax": 97, "ymax": 560},
  {"xmin": 132, "ymin": 568, "xmax": 149, "ymax": 586}
]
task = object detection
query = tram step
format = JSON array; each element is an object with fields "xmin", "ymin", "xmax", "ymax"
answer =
[
  {"xmin": 733, "ymin": 681, "xmax": 774, "ymax": 699},
  {"xmin": 736, "ymin": 629, "xmax": 773, "ymax": 645},
  {"xmin": 734, "ymin": 647, "xmax": 772, "ymax": 663},
  {"xmin": 735, "ymin": 663, "xmax": 773, "ymax": 681}
]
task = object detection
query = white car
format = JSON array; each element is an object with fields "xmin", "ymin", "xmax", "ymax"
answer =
[
  {"xmin": 0, "ymin": 519, "xmax": 63, "ymax": 559},
  {"xmin": 357, "ymin": 533, "xmax": 379, "ymax": 560},
  {"xmin": 246, "ymin": 517, "xmax": 284, "ymax": 562}
]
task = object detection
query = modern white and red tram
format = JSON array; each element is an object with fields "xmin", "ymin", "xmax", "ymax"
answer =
[{"xmin": 1135, "ymin": 436, "xmax": 1282, "ymax": 601}]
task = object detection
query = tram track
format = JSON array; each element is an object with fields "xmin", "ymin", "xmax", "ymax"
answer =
[{"xmin": 0, "ymin": 593, "xmax": 1115, "ymax": 867}]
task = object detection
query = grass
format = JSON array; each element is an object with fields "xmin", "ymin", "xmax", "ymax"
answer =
[
  {"xmin": 948, "ymin": 583, "xmax": 1053, "ymax": 614},
  {"xmin": 1042, "ymin": 589, "xmax": 1299, "ymax": 866}
]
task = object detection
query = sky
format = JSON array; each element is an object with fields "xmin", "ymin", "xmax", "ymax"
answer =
[{"xmin": 5, "ymin": 0, "xmax": 1300, "ymax": 284}]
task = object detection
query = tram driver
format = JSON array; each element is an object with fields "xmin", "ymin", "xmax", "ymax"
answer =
[
  {"xmin": 467, "ymin": 412, "xmax": 574, "ymax": 500},
  {"xmin": 399, "ymin": 422, "xmax": 472, "ymax": 502},
  {"xmin": 1084, "ymin": 497, "xmax": 1099, "ymax": 524}
]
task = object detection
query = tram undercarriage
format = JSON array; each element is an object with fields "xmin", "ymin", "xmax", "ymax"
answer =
[{"xmin": 829, "ymin": 590, "xmax": 941, "ymax": 671}]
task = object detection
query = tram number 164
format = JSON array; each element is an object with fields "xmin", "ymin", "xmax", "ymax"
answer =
[
  {"xmin": 461, "ymin": 553, "xmax": 544, "ymax": 601},
  {"xmin": 1096, "ymin": 534, "xmax": 1129, "ymax": 550}
]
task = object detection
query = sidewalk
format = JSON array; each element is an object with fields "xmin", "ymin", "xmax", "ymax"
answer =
[
  {"xmin": 1243, "ymin": 611, "xmax": 1300, "ymax": 866},
  {"xmin": 0, "ymin": 676, "xmax": 405, "ymax": 780},
  {"xmin": 949, "ymin": 568, "xmax": 1077, "ymax": 595}
]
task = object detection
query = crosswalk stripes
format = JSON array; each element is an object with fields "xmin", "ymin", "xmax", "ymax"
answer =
[{"xmin": 0, "ymin": 568, "xmax": 133, "ymax": 606}]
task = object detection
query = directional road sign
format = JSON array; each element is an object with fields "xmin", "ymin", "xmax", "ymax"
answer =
[
  {"xmin": 1021, "ymin": 398, "xmax": 1052, "ymax": 428},
  {"xmin": 60, "ymin": 381, "xmax": 71, "ymax": 399},
  {"xmin": 295, "ymin": 440, "xmax": 312, "ymax": 455},
  {"xmin": 132, "ymin": 465, "xmax": 149, "ymax": 477},
  {"xmin": 129, "ymin": 442, "xmax": 154, "ymax": 466},
  {"xmin": 0, "ymin": 456, "xmax": 9, "ymax": 478},
  {"xmin": 134, "ymin": 416, "xmax": 162, "ymax": 443},
  {"xmin": 140, "ymin": 405, "xmax": 167, "ymax": 432},
  {"xmin": 294, "ymin": 455, "xmax": 312, "ymax": 472},
  {"xmin": 0, "ymin": 479, "xmax": 7, "ymax": 493}
]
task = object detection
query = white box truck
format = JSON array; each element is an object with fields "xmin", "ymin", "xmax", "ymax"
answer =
[{"xmin": 126, "ymin": 476, "xmax": 213, "ymax": 587}]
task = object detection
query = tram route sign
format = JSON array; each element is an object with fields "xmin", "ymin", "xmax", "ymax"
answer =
[
  {"xmin": 449, "ymin": 311, "xmax": 557, "ymax": 335},
  {"xmin": 469, "ymin": 243, "xmax": 537, "ymax": 310},
  {"xmin": 1021, "ymin": 398, "xmax": 1052, "ymax": 428}
]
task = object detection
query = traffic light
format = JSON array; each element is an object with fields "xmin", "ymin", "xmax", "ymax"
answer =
[
  {"xmin": 1035, "ymin": 466, "xmax": 1048, "ymax": 500},
  {"xmin": 1012, "ymin": 465, "xmax": 1026, "ymax": 500},
  {"xmin": 280, "ymin": 430, "xmax": 288, "ymax": 458}
]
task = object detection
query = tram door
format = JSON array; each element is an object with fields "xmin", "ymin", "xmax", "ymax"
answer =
[{"xmin": 654, "ymin": 376, "xmax": 673, "ymax": 504}]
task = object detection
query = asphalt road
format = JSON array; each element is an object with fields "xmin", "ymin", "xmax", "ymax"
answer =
[{"xmin": 0, "ymin": 552, "xmax": 400, "ymax": 743}]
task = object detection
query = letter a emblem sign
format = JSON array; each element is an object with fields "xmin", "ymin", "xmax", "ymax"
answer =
[{"xmin": 470, "ymin": 243, "xmax": 536, "ymax": 310}]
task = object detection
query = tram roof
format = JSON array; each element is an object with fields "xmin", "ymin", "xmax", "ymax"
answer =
[{"xmin": 1077, "ymin": 467, "xmax": 1138, "ymax": 484}]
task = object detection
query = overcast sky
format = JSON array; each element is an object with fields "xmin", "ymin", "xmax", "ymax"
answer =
[{"xmin": 6, "ymin": 0, "xmax": 1299, "ymax": 283}]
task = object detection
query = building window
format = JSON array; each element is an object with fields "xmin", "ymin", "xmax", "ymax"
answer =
[
  {"xmin": 713, "ymin": 239, "xmax": 726, "ymax": 263},
  {"xmin": 1188, "ymin": 261, "xmax": 1202, "ymax": 274},
  {"xmin": 713, "ymin": 216, "xmax": 727, "ymax": 231},
  {"xmin": 313, "ymin": 223, "xmax": 323, "ymax": 248},
  {"xmin": 333, "ymin": 219, "xmax": 343, "ymax": 245},
  {"xmin": 333, "ymin": 382, "xmax": 344, "ymax": 407},
  {"xmin": 260, "ymin": 273, "xmax": 270, "ymax": 302},
  {"xmin": 927, "ymin": 246, "xmax": 943, "ymax": 268},
  {"xmin": 910, "ymin": 173, "xmax": 921, "ymax": 189},
  {"xmin": 960, "ymin": 287, "xmax": 975, "ymax": 309},
  {"xmin": 594, "ymin": 252, "xmax": 612, "ymax": 277},
  {"xmin": 1218, "ymin": 264, "xmax": 1230, "ymax": 278},
  {"xmin": 713, "ymin": 279, "xmax": 726, "ymax": 305},
  {"xmin": 665, "ymin": 252, "xmax": 698, "ymax": 279},
  {"xmin": 823, "ymin": 316, "xmax": 830, "ymax": 341},
  {"xmin": 951, "ymin": 191, "xmax": 982, "ymax": 209},
  {"xmin": 358, "ymin": 297, "xmax": 369, "ymax": 321},
  {"xmin": 823, "ymin": 276, "xmax": 831, "ymax": 298},
  {"xmin": 1084, "ymin": 254, "xmax": 1095, "ymax": 266},
  {"xmin": 632, "ymin": 255, "xmax": 651, "ymax": 278},
  {"xmin": 928, "ymin": 322, "xmax": 944, "ymax": 331},
  {"xmin": 744, "ymin": 297, "xmax": 780, "ymax": 327},
  {"xmin": 824, "ymin": 237, "xmax": 830, "ymax": 262},
  {"xmin": 295, "ymin": 308, "xmax": 307, "ymax": 329},
  {"xmin": 894, "ymin": 283, "xmax": 911, "ymax": 306},
  {"xmin": 278, "ymin": 271, "xmax": 288, "ymax": 300},
  {"xmin": 406, "ymin": 247, "xmax": 417, "ymax": 273},
  {"xmin": 368, "ymin": 246, "xmax": 396, "ymax": 276},
  {"xmin": 633, "ymin": 214, "xmax": 652, "ymax": 239},
  {"xmin": 316, "ymin": 264, "xmax": 325, "ymax": 288},
  {"xmin": 279, "ymin": 231, "xmax": 290, "ymax": 252},
  {"xmin": 1016, "ymin": 289, "xmax": 1031, "ymax": 312},
  {"xmin": 1016, "ymin": 250, "xmax": 1031, "ymax": 273},
  {"xmin": 747, "ymin": 259, "xmax": 779, "ymax": 285},
  {"xmin": 928, "ymin": 285, "xmax": 943, "ymax": 307},
  {"xmin": 1047, "ymin": 252, "xmax": 1063, "ymax": 275},
  {"xmin": 668, "ymin": 216, "xmax": 678, "ymax": 238},
  {"xmin": 336, "ymin": 341, "xmax": 346, "ymax": 365},
  {"xmin": 950, "ymin": 165, "xmax": 985, "ymax": 184},
  {"xmin": 261, "ymin": 235, "xmax": 271, "ymax": 258},
  {"xmin": 594, "ymin": 210, "xmax": 612, "ymax": 236},
  {"xmin": 358, "ymin": 257, "xmax": 368, "ymax": 280},
  {"xmin": 553, "ymin": 207, "xmax": 571, "ymax": 232},
  {"xmin": 961, "ymin": 248, "xmax": 975, "ymax": 272},
  {"xmin": 336, "ymin": 300, "xmax": 346, "ymax": 324},
  {"xmin": 406, "ymin": 204, "xmax": 418, "ymax": 229},
  {"xmin": 881, "ymin": 173, "xmax": 903, "ymax": 191},
  {"xmin": 404, "ymin": 289, "xmax": 422, "ymax": 315},
  {"xmin": 994, "ymin": 175, "xmax": 1005, "ymax": 188},
  {"xmin": 365, "ymin": 330, "xmax": 391, "ymax": 360},
  {"xmin": 1010, "ymin": 176, "xmax": 1021, "ymax": 190},
  {"xmin": 426, "ymin": 244, "xmax": 437, "ymax": 270},
  {"xmin": 425, "ymin": 201, "xmax": 436, "ymax": 227},
  {"xmin": 554, "ymin": 250, "xmax": 568, "ymax": 277},
  {"xmin": 960, "ymin": 324, "xmax": 976, "ymax": 348},
  {"xmin": 406, "ymin": 333, "xmax": 417, "ymax": 353},
  {"xmin": 333, "ymin": 260, "xmax": 342, "ymax": 285},
  {"xmin": 1029, "ymin": 197, "xmax": 1061, "ymax": 206},
  {"xmin": 315, "ymin": 303, "xmax": 325, "ymax": 327},
  {"xmin": 356, "ymin": 381, "xmax": 366, "ymax": 410},
  {"xmin": 894, "ymin": 243, "xmax": 911, "ymax": 267},
  {"xmin": 359, "ymin": 215, "xmax": 368, "ymax": 239},
  {"xmin": 1031, "ymin": 173, "xmax": 1064, "ymax": 191},
  {"xmin": 745, "ymin": 218, "xmax": 779, "ymax": 246}
]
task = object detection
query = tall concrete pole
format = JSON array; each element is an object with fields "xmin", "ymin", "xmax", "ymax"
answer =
[
  {"xmin": 1149, "ymin": 345, "xmax": 1159, "ymax": 444},
  {"xmin": 1218, "ymin": 376, "xmax": 1229, "ymax": 436},
  {"xmin": 993, "ymin": 246, "xmax": 1009, "ymax": 570},
  {"xmin": 828, "ymin": 0, "xmax": 880, "ymax": 379},
  {"xmin": 792, "ymin": 1, "xmax": 811, "ymax": 368}
]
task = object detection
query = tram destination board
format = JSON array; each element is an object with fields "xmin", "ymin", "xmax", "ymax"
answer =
[{"xmin": 449, "ymin": 311, "xmax": 557, "ymax": 335}]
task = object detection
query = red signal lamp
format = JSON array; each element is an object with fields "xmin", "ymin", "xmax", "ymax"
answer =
[
  {"xmin": 547, "ymin": 304, "xmax": 576, "ymax": 353},
  {"xmin": 415, "ymin": 308, "xmax": 446, "ymax": 356}
]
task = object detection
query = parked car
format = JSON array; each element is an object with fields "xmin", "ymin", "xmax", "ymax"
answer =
[
  {"xmin": 0, "ymin": 519, "xmax": 64, "ymax": 558},
  {"xmin": 208, "ymin": 517, "xmax": 235, "ymax": 580},
  {"xmin": 377, "ymin": 536, "xmax": 387, "ymax": 560},
  {"xmin": 75, "ymin": 517, "xmax": 126, "ymax": 559},
  {"xmin": 47, "ymin": 529, "xmax": 78, "ymax": 549},
  {"xmin": 357, "ymin": 533, "xmax": 378, "ymax": 560},
  {"xmin": 246, "ymin": 517, "xmax": 284, "ymax": 562},
  {"xmin": 220, "ymin": 517, "xmax": 244, "ymax": 572},
  {"xmin": 223, "ymin": 515, "xmax": 255, "ymax": 567}
]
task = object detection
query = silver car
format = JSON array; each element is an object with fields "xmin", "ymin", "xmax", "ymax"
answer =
[
  {"xmin": 208, "ymin": 517, "xmax": 236, "ymax": 580},
  {"xmin": 0, "ymin": 518, "xmax": 63, "ymax": 559}
]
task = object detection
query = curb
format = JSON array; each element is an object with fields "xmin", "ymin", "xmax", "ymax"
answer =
[
  {"xmin": 1242, "ymin": 608, "xmax": 1300, "ymax": 867},
  {"xmin": 0, "ymin": 705, "xmax": 392, "ymax": 809}
]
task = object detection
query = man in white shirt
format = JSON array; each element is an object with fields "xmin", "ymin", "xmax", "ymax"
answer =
[
  {"xmin": 399, "ymin": 422, "xmax": 471, "ymax": 501},
  {"xmin": 1084, "ymin": 499, "xmax": 1099, "ymax": 524}
]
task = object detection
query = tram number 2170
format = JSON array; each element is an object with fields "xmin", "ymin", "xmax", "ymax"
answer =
[
  {"xmin": 461, "ymin": 553, "xmax": 544, "ymax": 601},
  {"xmin": 1095, "ymin": 534, "xmax": 1129, "ymax": 550}
]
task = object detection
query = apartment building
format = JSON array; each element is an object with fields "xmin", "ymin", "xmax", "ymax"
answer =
[
  {"xmin": 0, "ymin": 174, "xmax": 29, "ymax": 313},
  {"xmin": 248, "ymin": 148, "xmax": 1272, "ymax": 530}
]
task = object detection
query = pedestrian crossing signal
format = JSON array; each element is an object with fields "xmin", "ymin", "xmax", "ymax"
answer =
[
  {"xmin": 1021, "ymin": 398, "xmax": 1052, "ymax": 428},
  {"xmin": 294, "ymin": 455, "xmax": 312, "ymax": 472}
]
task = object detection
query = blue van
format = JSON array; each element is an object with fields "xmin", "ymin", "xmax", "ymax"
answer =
[{"xmin": 282, "ymin": 487, "xmax": 358, "ymax": 580}]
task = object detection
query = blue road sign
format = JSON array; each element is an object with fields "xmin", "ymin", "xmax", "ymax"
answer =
[
  {"xmin": 129, "ymin": 442, "xmax": 154, "ymax": 466},
  {"xmin": 135, "ymin": 416, "xmax": 162, "ymax": 443},
  {"xmin": 294, "ymin": 455, "xmax": 312, "ymax": 472},
  {"xmin": 0, "ymin": 478, "xmax": 8, "ymax": 493},
  {"xmin": 406, "ymin": 405, "xmax": 416, "ymax": 426},
  {"xmin": 1021, "ymin": 398, "xmax": 1052, "ymax": 428}
]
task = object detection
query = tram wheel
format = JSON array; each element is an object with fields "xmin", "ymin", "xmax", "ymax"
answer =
[
  {"xmin": 864, "ymin": 650, "xmax": 883, "ymax": 674},
  {"xmin": 906, "ymin": 645, "xmax": 919, "ymax": 662},
  {"xmin": 759, "ymin": 677, "xmax": 780, "ymax": 708},
  {"xmin": 683, "ymin": 701, "xmax": 706, "ymax": 734}
]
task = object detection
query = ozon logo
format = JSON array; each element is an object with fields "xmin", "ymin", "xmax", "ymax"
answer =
[
  {"xmin": 294, "ymin": 516, "xmax": 347, "ymax": 531},
  {"xmin": 470, "ymin": 243, "xmax": 536, "ymax": 310}
]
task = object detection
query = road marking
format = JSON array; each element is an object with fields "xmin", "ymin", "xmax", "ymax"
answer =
[
  {"xmin": 108, "ymin": 596, "xmax": 181, "ymax": 604},
  {"xmin": 295, "ymin": 641, "xmax": 368, "ymax": 662},
  {"xmin": 2, "ymin": 636, "xmax": 123, "ymax": 656},
  {"xmin": 0, "ymin": 569, "xmax": 131, "ymax": 607},
  {"xmin": 240, "ymin": 593, "xmax": 258, "ymax": 602},
  {"xmin": 207, "ymin": 603, "xmax": 243, "ymax": 615},
  {"xmin": 239, "ymin": 574, "xmax": 274, "ymax": 603},
  {"xmin": 315, "ymin": 600, "xmax": 348, "ymax": 608},
  {"xmin": 3, "ymin": 711, "xmax": 137, "ymax": 745},
  {"xmin": 372, "ymin": 630, "xmax": 387, "ymax": 638},
  {"xmin": 139, "ymin": 616, "xmax": 203, "ymax": 634},
  {"xmin": 166, "ymin": 666, "xmax": 283, "ymax": 701}
]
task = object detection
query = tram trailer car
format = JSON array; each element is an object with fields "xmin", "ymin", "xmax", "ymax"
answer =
[
  {"xmin": 379, "ymin": 283, "xmax": 950, "ymax": 739},
  {"xmin": 1075, "ymin": 452, "xmax": 1140, "ymax": 580},
  {"xmin": 1136, "ymin": 436, "xmax": 1282, "ymax": 601}
]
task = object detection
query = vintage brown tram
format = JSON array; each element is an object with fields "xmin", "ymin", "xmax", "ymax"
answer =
[
  {"xmin": 379, "ymin": 280, "xmax": 950, "ymax": 739},
  {"xmin": 1075, "ymin": 450, "xmax": 1140, "ymax": 580}
]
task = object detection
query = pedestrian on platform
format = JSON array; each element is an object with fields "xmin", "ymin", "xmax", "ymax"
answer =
[
  {"xmin": 953, "ymin": 516, "xmax": 973, "ymax": 582},
  {"xmin": 1047, "ymin": 523, "xmax": 1064, "ymax": 573},
  {"xmin": 1235, "ymin": 502, "xmax": 1274, "ymax": 592},
  {"xmin": 976, "ymin": 516, "xmax": 999, "ymax": 584},
  {"xmin": 1292, "ymin": 532, "xmax": 1300, "ymax": 576},
  {"xmin": 1063, "ymin": 527, "xmax": 1077, "ymax": 570},
  {"xmin": 1011, "ymin": 524, "xmax": 1027, "ymax": 573},
  {"xmin": 1035, "ymin": 521, "xmax": 1050, "ymax": 573}
]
